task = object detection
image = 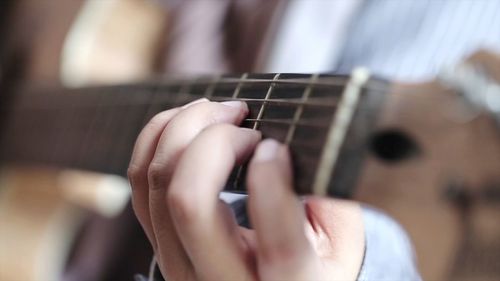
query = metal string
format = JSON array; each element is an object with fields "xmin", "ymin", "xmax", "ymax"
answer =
[
  {"xmin": 244, "ymin": 118, "xmax": 329, "ymax": 128},
  {"xmin": 152, "ymin": 76, "xmax": 388, "ymax": 91}
]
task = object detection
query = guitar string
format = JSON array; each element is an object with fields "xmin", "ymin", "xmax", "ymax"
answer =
[
  {"xmin": 4, "ymin": 76, "xmax": 344, "ymax": 179},
  {"xmin": 210, "ymin": 97, "xmax": 339, "ymax": 108},
  {"xmin": 19, "ymin": 74, "xmax": 449, "ymax": 110},
  {"xmin": 16, "ymin": 104, "xmax": 461, "ymax": 130},
  {"xmin": 10, "ymin": 74, "xmax": 385, "ymax": 135},
  {"xmin": 10, "ymin": 107, "xmax": 334, "ymax": 128},
  {"xmin": 232, "ymin": 73, "xmax": 248, "ymax": 98},
  {"xmin": 10, "ymin": 84, "xmax": 356, "ymax": 131},
  {"xmin": 150, "ymin": 76, "xmax": 387, "ymax": 90},
  {"xmin": 203, "ymin": 75, "xmax": 220, "ymax": 98},
  {"xmin": 18, "ymin": 75, "xmax": 441, "ymax": 111},
  {"xmin": 64, "ymin": 76, "xmax": 387, "ymax": 96},
  {"xmin": 14, "ymin": 95, "xmax": 342, "ymax": 109},
  {"xmin": 13, "ymin": 87, "xmax": 342, "ymax": 129}
]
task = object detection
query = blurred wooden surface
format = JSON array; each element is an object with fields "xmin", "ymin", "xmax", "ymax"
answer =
[{"xmin": 0, "ymin": 0, "xmax": 166, "ymax": 280}]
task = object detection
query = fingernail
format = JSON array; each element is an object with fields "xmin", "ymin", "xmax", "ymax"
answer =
[
  {"xmin": 240, "ymin": 127, "xmax": 262, "ymax": 138},
  {"xmin": 221, "ymin": 100, "xmax": 245, "ymax": 109},
  {"xmin": 254, "ymin": 139, "xmax": 280, "ymax": 162},
  {"xmin": 182, "ymin": 98, "xmax": 209, "ymax": 108}
]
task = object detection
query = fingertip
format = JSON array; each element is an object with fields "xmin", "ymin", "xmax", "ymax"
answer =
[
  {"xmin": 253, "ymin": 139, "xmax": 280, "ymax": 162},
  {"xmin": 220, "ymin": 101, "xmax": 249, "ymax": 124},
  {"xmin": 247, "ymin": 140, "xmax": 295, "ymax": 200},
  {"xmin": 250, "ymin": 139, "xmax": 292, "ymax": 180},
  {"xmin": 221, "ymin": 100, "xmax": 248, "ymax": 112},
  {"xmin": 181, "ymin": 97, "xmax": 209, "ymax": 109}
]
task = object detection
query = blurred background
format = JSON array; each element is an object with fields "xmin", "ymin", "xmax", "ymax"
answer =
[
  {"xmin": 1, "ymin": 1, "xmax": 500, "ymax": 281},
  {"xmin": 0, "ymin": 1, "xmax": 167, "ymax": 280}
]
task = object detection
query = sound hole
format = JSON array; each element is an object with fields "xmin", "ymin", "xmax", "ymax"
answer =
[{"xmin": 369, "ymin": 129, "xmax": 419, "ymax": 163}]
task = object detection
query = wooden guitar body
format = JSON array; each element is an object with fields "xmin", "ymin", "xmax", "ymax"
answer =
[
  {"xmin": 358, "ymin": 79, "xmax": 500, "ymax": 280},
  {"xmin": 1, "ymin": 1, "xmax": 500, "ymax": 280}
]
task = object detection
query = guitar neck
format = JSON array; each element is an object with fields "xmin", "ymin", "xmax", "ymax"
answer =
[{"xmin": 0, "ymin": 72, "xmax": 387, "ymax": 197}]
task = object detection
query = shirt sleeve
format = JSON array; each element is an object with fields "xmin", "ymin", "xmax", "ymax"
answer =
[
  {"xmin": 144, "ymin": 196, "xmax": 423, "ymax": 281},
  {"xmin": 357, "ymin": 206, "xmax": 422, "ymax": 281}
]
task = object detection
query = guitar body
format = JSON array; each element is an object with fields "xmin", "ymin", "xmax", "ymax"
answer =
[
  {"xmin": 1, "ymin": 2, "xmax": 500, "ymax": 281},
  {"xmin": 357, "ymin": 80, "xmax": 500, "ymax": 280}
]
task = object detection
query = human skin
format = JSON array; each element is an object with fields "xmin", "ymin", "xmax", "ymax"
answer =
[{"xmin": 128, "ymin": 98, "xmax": 365, "ymax": 281}]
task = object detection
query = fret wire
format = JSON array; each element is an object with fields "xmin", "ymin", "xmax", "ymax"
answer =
[
  {"xmin": 233, "ymin": 73, "xmax": 249, "ymax": 189},
  {"xmin": 285, "ymin": 74, "xmax": 320, "ymax": 144},
  {"xmin": 15, "ymin": 95, "xmax": 341, "ymax": 109},
  {"xmin": 203, "ymin": 75, "xmax": 220, "ymax": 99},
  {"xmin": 170, "ymin": 77, "xmax": 387, "ymax": 91},
  {"xmin": 253, "ymin": 73, "xmax": 281, "ymax": 130},
  {"xmin": 209, "ymin": 97, "xmax": 339, "ymax": 108},
  {"xmin": 9, "ymin": 108, "xmax": 333, "ymax": 127},
  {"xmin": 232, "ymin": 73, "xmax": 248, "ymax": 98}
]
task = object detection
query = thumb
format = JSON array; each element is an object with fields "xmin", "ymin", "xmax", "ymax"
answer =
[{"xmin": 247, "ymin": 139, "xmax": 319, "ymax": 280}]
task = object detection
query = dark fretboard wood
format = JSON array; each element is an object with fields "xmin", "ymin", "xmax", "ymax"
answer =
[{"xmin": 0, "ymin": 73, "xmax": 387, "ymax": 197}]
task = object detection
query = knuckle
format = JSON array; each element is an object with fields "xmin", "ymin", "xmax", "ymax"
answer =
[
  {"xmin": 191, "ymin": 102, "xmax": 241, "ymax": 125},
  {"xmin": 183, "ymin": 100, "xmax": 216, "ymax": 114},
  {"xmin": 127, "ymin": 164, "xmax": 145, "ymax": 187},
  {"xmin": 147, "ymin": 162, "xmax": 169, "ymax": 189},
  {"xmin": 141, "ymin": 108, "xmax": 180, "ymax": 134},
  {"xmin": 144, "ymin": 113, "xmax": 168, "ymax": 132}
]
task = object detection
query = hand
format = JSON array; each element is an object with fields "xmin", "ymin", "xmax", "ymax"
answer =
[{"xmin": 128, "ymin": 99, "xmax": 365, "ymax": 281}]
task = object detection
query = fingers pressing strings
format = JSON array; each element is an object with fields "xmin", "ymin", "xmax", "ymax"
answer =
[
  {"xmin": 128, "ymin": 98, "xmax": 207, "ymax": 248},
  {"xmin": 129, "ymin": 99, "xmax": 250, "ymax": 280}
]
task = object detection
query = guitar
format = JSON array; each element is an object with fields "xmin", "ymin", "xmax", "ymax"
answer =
[{"xmin": 1, "ymin": 50, "xmax": 500, "ymax": 280}]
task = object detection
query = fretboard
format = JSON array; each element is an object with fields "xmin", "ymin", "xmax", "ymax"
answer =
[{"xmin": 0, "ymin": 73, "xmax": 387, "ymax": 197}]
